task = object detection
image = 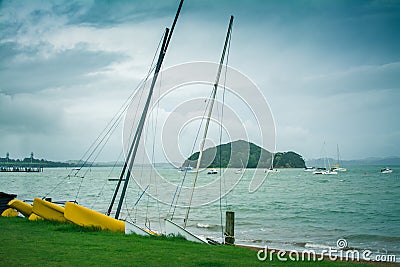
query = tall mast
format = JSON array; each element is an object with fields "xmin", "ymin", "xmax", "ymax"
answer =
[
  {"xmin": 184, "ymin": 16, "xmax": 234, "ymax": 228},
  {"xmin": 108, "ymin": 0, "xmax": 184, "ymax": 219}
]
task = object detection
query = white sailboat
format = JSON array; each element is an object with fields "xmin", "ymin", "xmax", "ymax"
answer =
[
  {"xmin": 313, "ymin": 142, "xmax": 337, "ymax": 175},
  {"xmin": 264, "ymin": 153, "xmax": 279, "ymax": 173},
  {"xmin": 331, "ymin": 144, "xmax": 346, "ymax": 172},
  {"xmin": 165, "ymin": 16, "xmax": 234, "ymax": 244}
]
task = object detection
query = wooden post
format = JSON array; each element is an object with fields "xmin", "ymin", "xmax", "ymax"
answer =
[{"xmin": 225, "ymin": 211, "xmax": 235, "ymax": 244}]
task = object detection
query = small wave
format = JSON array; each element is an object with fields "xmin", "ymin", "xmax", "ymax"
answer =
[
  {"xmin": 196, "ymin": 223, "xmax": 219, "ymax": 229},
  {"xmin": 305, "ymin": 243, "xmax": 333, "ymax": 249},
  {"xmin": 291, "ymin": 241, "xmax": 307, "ymax": 247}
]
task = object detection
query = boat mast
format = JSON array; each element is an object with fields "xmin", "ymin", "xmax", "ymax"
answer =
[
  {"xmin": 184, "ymin": 16, "xmax": 234, "ymax": 228},
  {"xmin": 337, "ymin": 144, "xmax": 340, "ymax": 165},
  {"xmin": 108, "ymin": 0, "xmax": 184, "ymax": 219}
]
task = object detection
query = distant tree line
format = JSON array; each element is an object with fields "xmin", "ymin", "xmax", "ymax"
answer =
[{"xmin": 0, "ymin": 157, "xmax": 80, "ymax": 168}]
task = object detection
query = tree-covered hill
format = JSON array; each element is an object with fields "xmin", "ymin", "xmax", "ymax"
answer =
[
  {"xmin": 273, "ymin": 151, "xmax": 306, "ymax": 168},
  {"xmin": 183, "ymin": 140, "xmax": 305, "ymax": 168}
]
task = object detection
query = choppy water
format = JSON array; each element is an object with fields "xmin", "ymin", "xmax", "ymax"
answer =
[{"xmin": 1, "ymin": 165, "xmax": 399, "ymax": 260}]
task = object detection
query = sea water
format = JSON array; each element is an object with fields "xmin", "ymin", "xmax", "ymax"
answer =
[{"xmin": 1, "ymin": 165, "xmax": 399, "ymax": 260}]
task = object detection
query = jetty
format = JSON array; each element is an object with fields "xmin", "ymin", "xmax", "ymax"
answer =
[
  {"xmin": 0, "ymin": 153, "xmax": 43, "ymax": 172},
  {"xmin": 0, "ymin": 166, "xmax": 43, "ymax": 172}
]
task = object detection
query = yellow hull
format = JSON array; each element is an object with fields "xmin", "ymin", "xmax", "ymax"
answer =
[
  {"xmin": 1, "ymin": 208, "xmax": 19, "ymax": 217},
  {"xmin": 8, "ymin": 199, "xmax": 33, "ymax": 217},
  {"xmin": 64, "ymin": 202, "xmax": 124, "ymax": 233},
  {"xmin": 28, "ymin": 213, "xmax": 43, "ymax": 221},
  {"xmin": 32, "ymin": 198, "xmax": 67, "ymax": 223}
]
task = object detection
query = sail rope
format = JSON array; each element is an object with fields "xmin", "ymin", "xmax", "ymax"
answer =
[
  {"xmin": 182, "ymin": 16, "xmax": 234, "ymax": 229},
  {"xmin": 120, "ymin": 48, "xmax": 164, "ymax": 231},
  {"xmin": 149, "ymin": 64, "xmax": 164, "ymax": 232},
  {"xmin": 168, "ymin": 88, "xmax": 214, "ymax": 220},
  {"xmin": 219, "ymin": 22, "xmax": 232, "ymax": 240},
  {"xmin": 43, "ymin": 31, "xmax": 165, "ymax": 203},
  {"xmin": 74, "ymin": 114, "xmax": 125, "ymax": 202},
  {"xmin": 90, "ymin": 149, "xmax": 124, "ymax": 210}
]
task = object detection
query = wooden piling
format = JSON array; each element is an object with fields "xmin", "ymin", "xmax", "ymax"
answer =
[{"xmin": 225, "ymin": 211, "xmax": 235, "ymax": 244}]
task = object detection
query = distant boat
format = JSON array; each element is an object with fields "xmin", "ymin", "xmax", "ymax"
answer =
[
  {"xmin": 313, "ymin": 169, "xmax": 338, "ymax": 175},
  {"xmin": 207, "ymin": 168, "xmax": 218, "ymax": 175},
  {"xmin": 324, "ymin": 169, "xmax": 338, "ymax": 175},
  {"xmin": 179, "ymin": 166, "xmax": 193, "ymax": 172},
  {"xmin": 331, "ymin": 166, "xmax": 346, "ymax": 172},
  {"xmin": 313, "ymin": 142, "xmax": 337, "ymax": 175},
  {"xmin": 381, "ymin": 168, "xmax": 393, "ymax": 174},
  {"xmin": 304, "ymin": 166, "xmax": 316, "ymax": 172},
  {"xmin": 235, "ymin": 159, "xmax": 245, "ymax": 174},
  {"xmin": 265, "ymin": 167, "xmax": 279, "ymax": 173},
  {"xmin": 313, "ymin": 167, "xmax": 337, "ymax": 175},
  {"xmin": 331, "ymin": 144, "xmax": 346, "ymax": 172},
  {"xmin": 235, "ymin": 168, "xmax": 243, "ymax": 174}
]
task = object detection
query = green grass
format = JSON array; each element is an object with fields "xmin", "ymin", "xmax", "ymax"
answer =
[{"xmin": 0, "ymin": 217, "xmax": 382, "ymax": 266}]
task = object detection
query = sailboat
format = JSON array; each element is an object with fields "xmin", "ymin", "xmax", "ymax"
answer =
[
  {"xmin": 331, "ymin": 144, "xmax": 346, "ymax": 172},
  {"xmin": 65, "ymin": 0, "xmax": 186, "ymax": 235},
  {"xmin": 313, "ymin": 142, "xmax": 337, "ymax": 175},
  {"xmin": 265, "ymin": 153, "xmax": 279, "ymax": 173},
  {"xmin": 165, "ymin": 15, "xmax": 234, "ymax": 244},
  {"xmin": 6, "ymin": 0, "xmax": 185, "ymax": 235}
]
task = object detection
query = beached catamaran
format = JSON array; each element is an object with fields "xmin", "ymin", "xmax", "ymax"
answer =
[
  {"xmin": 65, "ymin": 0, "xmax": 186, "ymax": 234},
  {"xmin": 165, "ymin": 16, "xmax": 234, "ymax": 244},
  {"xmin": 4, "ymin": 0, "xmax": 185, "ymax": 233},
  {"xmin": 5, "ymin": 1, "xmax": 238, "ymax": 244}
]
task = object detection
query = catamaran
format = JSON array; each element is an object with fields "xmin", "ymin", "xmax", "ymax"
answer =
[
  {"xmin": 5, "ymin": 0, "xmax": 186, "ymax": 235},
  {"xmin": 165, "ymin": 15, "xmax": 234, "ymax": 244}
]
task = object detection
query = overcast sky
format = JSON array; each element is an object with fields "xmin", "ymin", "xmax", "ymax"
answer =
[{"xmin": 1, "ymin": 0, "xmax": 399, "ymax": 162}]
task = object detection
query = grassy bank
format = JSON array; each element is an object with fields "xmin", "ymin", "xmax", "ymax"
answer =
[{"xmin": 0, "ymin": 217, "xmax": 384, "ymax": 266}]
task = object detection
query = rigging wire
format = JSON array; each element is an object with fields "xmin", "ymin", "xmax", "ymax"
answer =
[
  {"xmin": 150, "ymin": 64, "xmax": 163, "ymax": 232},
  {"xmin": 75, "ymin": 112, "xmax": 125, "ymax": 202},
  {"xmin": 91, "ymin": 149, "xmax": 124, "ymax": 210},
  {"xmin": 219, "ymin": 22, "xmax": 232, "ymax": 241},
  {"xmin": 168, "ymin": 88, "xmax": 215, "ymax": 219},
  {"xmin": 43, "ymin": 31, "xmax": 165, "ymax": 202}
]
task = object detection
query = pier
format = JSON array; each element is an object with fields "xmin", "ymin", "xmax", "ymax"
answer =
[
  {"xmin": 0, "ymin": 152, "xmax": 44, "ymax": 172},
  {"xmin": 0, "ymin": 166, "xmax": 43, "ymax": 172}
]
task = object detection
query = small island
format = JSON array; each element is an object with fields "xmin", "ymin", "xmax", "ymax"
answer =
[{"xmin": 182, "ymin": 140, "xmax": 305, "ymax": 169}]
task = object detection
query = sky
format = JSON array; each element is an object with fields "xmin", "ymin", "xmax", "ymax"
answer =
[{"xmin": 0, "ymin": 0, "xmax": 399, "ymax": 162}]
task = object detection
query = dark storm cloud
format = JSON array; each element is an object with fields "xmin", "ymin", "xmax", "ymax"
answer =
[
  {"xmin": 70, "ymin": 0, "xmax": 177, "ymax": 27},
  {"xmin": 0, "ymin": 42, "xmax": 126, "ymax": 94},
  {"xmin": 0, "ymin": 0, "xmax": 399, "ymax": 160}
]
